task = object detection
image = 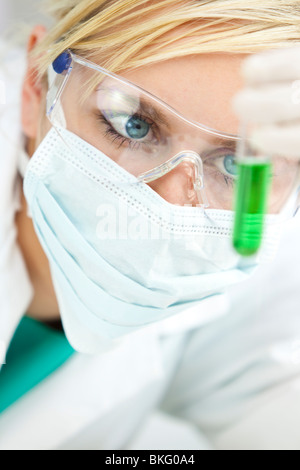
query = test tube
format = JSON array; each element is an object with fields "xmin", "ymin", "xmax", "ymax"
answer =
[{"xmin": 233, "ymin": 126, "xmax": 273, "ymax": 257}]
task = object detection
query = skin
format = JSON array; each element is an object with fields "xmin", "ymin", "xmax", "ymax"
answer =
[{"xmin": 16, "ymin": 25, "xmax": 247, "ymax": 321}]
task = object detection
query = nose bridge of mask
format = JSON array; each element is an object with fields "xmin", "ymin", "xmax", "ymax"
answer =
[{"xmin": 137, "ymin": 151, "xmax": 209, "ymax": 207}]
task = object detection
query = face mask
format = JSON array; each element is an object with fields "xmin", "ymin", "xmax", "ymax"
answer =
[{"xmin": 23, "ymin": 127, "xmax": 280, "ymax": 353}]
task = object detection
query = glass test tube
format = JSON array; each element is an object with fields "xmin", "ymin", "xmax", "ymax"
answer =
[{"xmin": 233, "ymin": 120, "xmax": 273, "ymax": 257}]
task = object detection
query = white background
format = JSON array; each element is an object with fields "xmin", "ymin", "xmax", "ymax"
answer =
[{"xmin": 0, "ymin": 0, "xmax": 48, "ymax": 32}]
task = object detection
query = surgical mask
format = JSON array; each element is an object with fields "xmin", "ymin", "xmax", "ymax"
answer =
[{"xmin": 23, "ymin": 125, "xmax": 281, "ymax": 354}]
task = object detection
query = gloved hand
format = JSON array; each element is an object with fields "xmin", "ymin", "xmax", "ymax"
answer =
[{"xmin": 233, "ymin": 46, "xmax": 300, "ymax": 160}]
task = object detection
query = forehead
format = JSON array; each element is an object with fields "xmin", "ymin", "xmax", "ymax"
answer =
[{"xmin": 120, "ymin": 53, "xmax": 249, "ymax": 135}]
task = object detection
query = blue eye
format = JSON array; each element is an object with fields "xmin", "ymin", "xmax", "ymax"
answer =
[
  {"xmin": 208, "ymin": 150, "xmax": 238, "ymax": 182},
  {"xmin": 102, "ymin": 112, "xmax": 152, "ymax": 143},
  {"xmin": 223, "ymin": 154, "xmax": 238, "ymax": 176},
  {"xmin": 126, "ymin": 116, "xmax": 150, "ymax": 140}
]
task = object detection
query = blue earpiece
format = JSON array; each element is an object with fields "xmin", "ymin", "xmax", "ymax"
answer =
[{"xmin": 52, "ymin": 52, "xmax": 72, "ymax": 74}]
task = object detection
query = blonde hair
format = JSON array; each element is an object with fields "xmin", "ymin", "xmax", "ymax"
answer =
[{"xmin": 34, "ymin": 0, "xmax": 300, "ymax": 77}]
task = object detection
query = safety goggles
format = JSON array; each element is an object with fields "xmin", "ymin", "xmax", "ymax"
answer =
[{"xmin": 46, "ymin": 51, "xmax": 300, "ymax": 214}]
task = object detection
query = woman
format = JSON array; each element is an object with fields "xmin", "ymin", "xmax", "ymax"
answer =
[{"xmin": 1, "ymin": 0, "xmax": 300, "ymax": 450}]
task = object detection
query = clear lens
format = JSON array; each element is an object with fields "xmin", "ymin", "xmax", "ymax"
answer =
[{"xmin": 47, "ymin": 53, "xmax": 300, "ymax": 214}]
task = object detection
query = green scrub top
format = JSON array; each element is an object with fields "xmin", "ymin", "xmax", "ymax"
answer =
[{"xmin": 0, "ymin": 317, "xmax": 75, "ymax": 415}]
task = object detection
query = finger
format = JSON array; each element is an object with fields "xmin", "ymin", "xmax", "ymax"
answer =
[
  {"xmin": 249, "ymin": 123, "xmax": 300, "ymax": 159},
  {"xmin": 233, "ymin": 83, "xmax": 300, "ymax": 124},
  {"xmin": 242, "ymin": 46, "xmax": 300, "ymax": 86}
]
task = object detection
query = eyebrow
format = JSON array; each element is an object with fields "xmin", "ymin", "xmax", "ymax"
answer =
[
  {"xmin": 96, "ymin": 85, "xmax": 240, "ymax": 141},
  {"xmin": 127, "ymin": 100, "xmax": 240, "ymax": 144},
  {"xmin": 209, "ymin": 136, "xmax": 240, "ymax": 148},
  {"xmin": 138, "ymin": 98, "xmax": 170, "ymax": 127},
  {"xmin": 96, "ymin": 85, "xmax": 169, "ymax": 124},
  {"xmin": 138, "ymin": 98, "xmax": 241, "ymax": 143}
]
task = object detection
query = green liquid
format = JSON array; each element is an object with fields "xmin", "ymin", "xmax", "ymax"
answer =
[{"xmin": 233, "ymin": 159, "xmax": 272, "ymax": 256}]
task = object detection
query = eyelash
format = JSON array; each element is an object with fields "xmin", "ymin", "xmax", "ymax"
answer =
[
  {"xmin": 203, "ymin": 149, "xmax": 238, "ymax": 186},
  {"xmin": 96, "ymin": 112, "xmax": 156, "ymax": 150},
  {"xmin": 222, "ymin": 174, "xmax": 235, "ymax": 187},
  {"xmin": 96, "ymin": 111, "xmax": 237, "ymax": 185}
]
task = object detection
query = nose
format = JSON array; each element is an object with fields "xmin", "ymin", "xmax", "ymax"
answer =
[
  {"xmin": 148, "ymin": 161, "xmax": 200, "ymax": 206},
  {"xmin": 141, "ymin": 151, "xmax": 208, "ymax": 207}
]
